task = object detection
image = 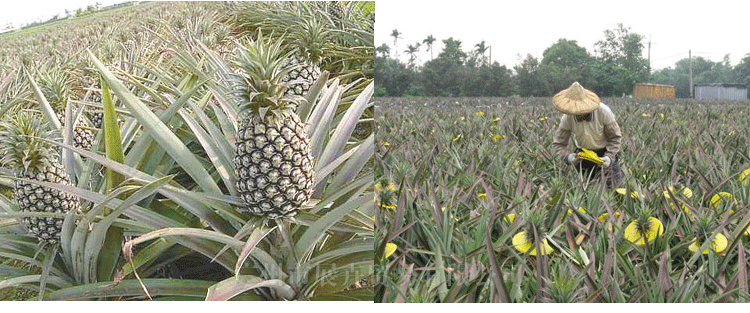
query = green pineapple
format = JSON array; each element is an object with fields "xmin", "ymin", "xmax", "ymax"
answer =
[
  {"xmin": 83, "ymin": 77, "xmax": 104, "ymax": 129},
  {"xmin": 232, "ymin": 35, "xmax": 314, "ymax": 219},
  {"xmin": 38, "ymin": 69, "xmax": 96, "ymax": 149},
  {"xmin": 282, "ymin": 18, "xmax": 328, "ymax": 99},
  {"xmin": 282, "ymin": 54, "xmax": 321, "ymax": 98},
  {"xmin": 0, "ymin": 112, "xmax": 81, "ymax": 243}
]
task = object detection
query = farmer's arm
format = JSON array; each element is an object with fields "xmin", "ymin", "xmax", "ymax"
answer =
[
  {"xmin": 602, "ymin": 110, "xmax": 622, "ymax": 159},
  {"xmin": 552, "ymin": 115, "xmax": 573, "ymax": 162}
]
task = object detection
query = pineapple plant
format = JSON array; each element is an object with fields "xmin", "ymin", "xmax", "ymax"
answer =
[
  {"xmin": 512, "ymin": 208, "xmax": 554, "ymax": 256},
  {"xmin": 688, "ymin": 212, "xmax": 728, "ymax": 255},
  {"xmin": 37, "ymin": 69, "xmax": 96, "ymax": 149},
  {"xmin": 282, "ymin": 18, "xmax": 327, "ymax": 99},
  {"xmin": 231, "ymin": 35, "xmax": 314, "ymax": 219},
  {"xmin": 78, "ymin": 64, "xmax": 104, "ymax": 129},
  {"xmin": 0, "ymin": 111, "xmax": 81, "ymax": 243}
]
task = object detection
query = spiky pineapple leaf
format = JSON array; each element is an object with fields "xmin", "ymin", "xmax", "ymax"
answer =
[
  {"xmin": 315, "ymin": 81, "xmax": 372, "ymax": 195},
  {"xmin": 86, "ymin": 49, "xmax": 223, "ymax": 196},
  {"xmin": 234, "ymin": 225, "xmax": 277, "ymax": 276},
  {"xmin": 90, "ymin": 176, "xmax": 174, "ymax": 284},
  {"xmin": 101, "ymin": 77, "xmax": 125, "ymax": 190},
  {"xmin": 309, "ymin": 288, "xmax": 373, "ymax": 301},
  {"xmin": 205, "ymin": 275, "xmax": 294, "ymax": 301},
  {"xmin": 45, "ymin": 278, "xmax": 214, "ymax": 300},
  {"xmin": 293, "ymin": 186, "xmax": 372, "ymax": 258},
  {"xmin": 96, "ymin": 77, "xmax": 126, "ymax": 283},
  {"xmin": 22, "ymin": 65, "xmax": 61, "ymax": 132}
]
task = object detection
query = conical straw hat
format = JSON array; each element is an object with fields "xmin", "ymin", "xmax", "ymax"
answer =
[{"xmin": 552, "ymin": 82, "xmax": 600, "ymax": 115}]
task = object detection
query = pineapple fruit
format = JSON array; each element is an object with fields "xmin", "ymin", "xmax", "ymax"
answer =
[
  {"xmin": 0, "ymin": 112, "xmax": 81, "ymax": 243},
  {"xmin": 282, "ymin": 54, "xmax": 321, "ymax": 98},
  {"xmin": 38, "ymin": 69, "xmax": 96, "ymax": 149},
  {"xmin": 232, "ymin": 36, "xmax": 314, "ymax": 219},
  {"xmin": 283, "ymin": 18, "xmax": 326, "ymax": 99},
  {"xmin": 325, "ymin": 1, "xmax": 346, "ymax": 26}
]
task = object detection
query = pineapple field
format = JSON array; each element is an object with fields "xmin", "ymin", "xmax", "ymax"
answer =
[
  {"xmin": 0, "ymin": 1, "xmax": 374, "ymax": 301},
  {"xmin": 375, "ymin": 96, "xmax": 750, "ymax": 302}
]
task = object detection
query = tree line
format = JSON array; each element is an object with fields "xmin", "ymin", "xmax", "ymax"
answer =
[{"xmin": 376, "ymin": 24, "xmax": 750, "ymax": 98}]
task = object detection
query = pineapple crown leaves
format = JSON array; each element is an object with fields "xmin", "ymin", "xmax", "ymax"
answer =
[
  {"xmin": 231, "ymin": 32, "xmax": 301, "ymax": 118},
  {"xmin": 289, "ymin": 17, "xmax": 332, "ymax": 66},
  {"xmin": 0, "ymin": 111, "xmax": 60, "ymax": 175},
  {"xmin": 37, "ymin": 68, "xmax": 71, "ymax": 112},
  {"xmin": 693, "ymin": 210, "xmax": 719, "ymax": 241},
  {"xmin": 520, "ymin": 207, "xmax": 548, "ymax": 235}
]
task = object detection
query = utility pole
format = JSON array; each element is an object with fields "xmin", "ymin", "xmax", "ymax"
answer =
[
  {"xmin": 689, "ymin": 50, "xmax": 693, "ymax": 99},
  {"xmin": 647, "ymin": 35, "xmax": 654, "ymax": 75},
  {"xmin": 488, "ymin": 46, "xmax": 492, "ymax": 66}
]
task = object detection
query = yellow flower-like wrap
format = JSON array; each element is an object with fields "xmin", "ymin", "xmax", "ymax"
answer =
[
  {"xmin": 375, "ymin": 181, "xmax": 396, "ymax": 192},
  {"xmin": 504, "ymin": 213, "xmax": 516, "ymax": 223},
  {"xmin": 616, "ymin": 188, "xmax": 644, "ymax": 199},
  {"xmin": 431, "ymin": 207, "xmax": 458, "ymax": 222},
  {"xmin": 567, "ymin": 207, "xmax": 587, "ymax": 215},
  {"xmin": 512, "ymin": 231, "xmax": 553, "ymax": 256},
  {"xmin": 623, "ymin": 217, "xmax": 663, "ymax": 246},
  {"xmin": 741, "ymin": 168, "xmax": 750, "ymax": 186},
  {"xmin": 597, "ymin": 211, "xmax": 621, "ymax": 222},
  {"xmin": 688, "ymin": 234, "xmax": 727, "ymax": 254},
  {"xmin": 710, "ymin": 192, "xmax": 733, "ymax": 210},
  {"xmin": 384, "ymin": 242, "xmax": 397, "ymax": 259},
  {"xmin": 663, "ymin": 186, "xmax": 693, "ymax": 199},
  {"xmin": 576, "ymin": 148, "xmax": 603, "ymax": 165}
]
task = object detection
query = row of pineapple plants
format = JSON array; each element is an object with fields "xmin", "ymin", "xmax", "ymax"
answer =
[
  {"xmin": 1, "ymin": 1, "xmax": 374, "ymax": 301},
  {"xmin": 375, "ymin": 97, "xmax": 750, "ymax": 302}
]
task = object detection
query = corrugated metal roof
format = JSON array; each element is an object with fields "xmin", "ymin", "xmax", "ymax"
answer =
[
  {"xmin": 693, "ymin": 83, "xmax": 747, "ymax": 88},
  {"xmin": 694, "ymin": 84, "xmax": 747, "ymax": 100}
]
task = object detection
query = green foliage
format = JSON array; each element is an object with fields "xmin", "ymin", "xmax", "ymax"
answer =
[
  {"xmin": 376, "ymin": 24, "xmax": 750, "ymax": 98},
  {"xmin": 652, "ymin": 55, "xmax": 742, "ymax": 98},
  {"xmin": 375, "ymin": 56, "xmax": 418, "ymax": 97}
]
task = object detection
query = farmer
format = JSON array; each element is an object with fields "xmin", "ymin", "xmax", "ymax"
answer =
[{"xmin": 552, "ymin": 82, "xmax": 623, "ymax": 187}]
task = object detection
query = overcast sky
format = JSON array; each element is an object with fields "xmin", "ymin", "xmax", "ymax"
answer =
[
  {"xmin": 1, "ymin": 0, "xmax": 125, "ymax": 28},
  {"xmin": 376, "ymin": 0, "xmax": 750, "ymax": 71}
]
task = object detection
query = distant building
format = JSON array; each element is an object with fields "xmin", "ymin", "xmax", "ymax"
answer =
[
  {"xmin": 694, "ymin": 83, "xmax": 747, "ymax": 101},
  {"xmin": 1, "ymin": 22, "xmax": 18, "ymax": 34},
  {"xmin": 633, "ymin": 83, "xmax": 676, "ymax": 98}
]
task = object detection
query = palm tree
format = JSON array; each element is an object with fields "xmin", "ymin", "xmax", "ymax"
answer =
[
  {"xmin": 474, "ymin": 40, "xmax": 489, "ymax": 66},
  {"xmin": 404, "ymin": 44, "xmax": 419, "ymax": 67},
  {"xmin": 423, "ymin": 35, "xmax": 436, "ymax": 61},
  {"xmin": 390, "ymin": 29, "xmax": 402, "ymax": 59},
  {"xmin": 376, "ymin": 43, "xmax": 390, "ymax": 58}
]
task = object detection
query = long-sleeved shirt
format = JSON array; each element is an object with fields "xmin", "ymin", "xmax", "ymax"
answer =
[{"xmin": 552, "ymin": 103, "xmax": 622, "ymax": 161}]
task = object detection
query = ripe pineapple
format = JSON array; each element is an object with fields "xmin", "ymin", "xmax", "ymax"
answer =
[
  {"xmin": 0, "ymin": 112, "xmax": 81, "ymax": 243},
  {"xmin": 232, "ymin": 36, "xmax": 314, "ymax": 219},
  {"xmin": 38, "ymin": 70, "xmax": 96, "ymax": 149}
]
